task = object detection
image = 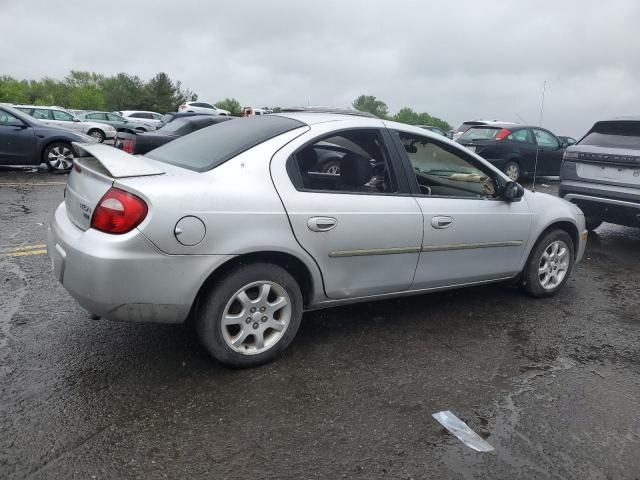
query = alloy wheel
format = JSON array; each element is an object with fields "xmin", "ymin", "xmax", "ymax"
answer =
[
  {"xmin": 505, "ymin": 163, "xmax": 520, "ymax": 181},
  {"xmin": 47, "ymin": 145, "xmax": 74, "ymax": 171},
  {"xmin": 220, "ymin": 281, "xmax": 292, "ymax": 355},
  {"xmin": 538, "ymin": 240, "xmax": 570, "ymax": 290}
]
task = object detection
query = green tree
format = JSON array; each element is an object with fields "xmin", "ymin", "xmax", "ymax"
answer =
[
  {"xmin": 352, "ymin": 94, "xmax": 388, "ymax": 118},
  {"xmin": 393, "ymin": 107, "xmax": 420, "ymax": 125},
  {"xmin": 215, "ymin": 98, "xmax": 242, "ymax": 116},
  {"xmin": 100, "ymin": 73, "xmax": 146, "ymax": 111},
  {"xmin": 0, "ymin": 76, "xmax": 30, "ymax": 103}
]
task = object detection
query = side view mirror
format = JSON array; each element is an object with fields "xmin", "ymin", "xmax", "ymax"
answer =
[
  {"xmin": 74, "ymin": 118, "xmax": 81, "ymax": 123},
  {"xmin": 560, "ymin": 142, "xmax": 568, "ymax": 149},
  {"xmin": 8, "ymin": 120, "xmax": 27, "ymax": 128},
  {"xmin": 502, "ymin": 181, "xmax": 524, "ymax": 201}
]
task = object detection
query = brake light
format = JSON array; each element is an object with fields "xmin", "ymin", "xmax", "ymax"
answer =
[
  {"xmin": 91, "ymin": 187, "xmax": 148, "ymax": 234},
  {"xmin": 495, "ymin": 129, "xmax": 511, "ymax": 140},
  {"xmin": 121, "ymin": 138, "xmax": 135, "ymax": 154}
]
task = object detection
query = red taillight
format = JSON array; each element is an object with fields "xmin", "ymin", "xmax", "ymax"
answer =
[
  {"xmin": 91, "ymin": 187, "xmax": 148, "ymax": 234},
  {"xmin": 122, "ymin": 138, "xmax": 135, "ymax": 154},
  {"xmin": 495, "ymin": 128, "xmax": 511, "ymax": 140}
]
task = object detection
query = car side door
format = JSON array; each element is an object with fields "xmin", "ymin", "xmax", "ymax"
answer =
[
  {"xmin": 389, "ymin": 128, "xmax": 533, "ymax": 289},
  {"xmin": 51, "ymin": 109, "xmax": 82, "ymax": 132},
  {"xmin": 505, "ymin": 128, "xmax": 538, "ymax": 176},
  {"xmin": 270, "ymin": 122, "xmax": 424, "ymax": 299},
  {"xmin": 0, "ymin": 109, "xmax": 36, "ymax": 165},
  {"xmin": 533, "ymin": 128, "xmax": 565, "ymax": 175}
]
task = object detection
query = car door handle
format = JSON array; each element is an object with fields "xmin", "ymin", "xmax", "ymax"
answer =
[
  {"xmin": 431, "ymin": 216, "xmax": 454, "ymax": 229},
  {"xmin": 307, "ymin": 216, "xmax": 338, "ymax": 232}
]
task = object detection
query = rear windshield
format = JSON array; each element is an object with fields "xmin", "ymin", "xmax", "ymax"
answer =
[
  {"xmin": 455, "ymin": 122, "xmax": 484, "ymax": 134},
  {"xmin": 580, "ymin": 121, "xmax": 640, "ymax": 150},
  {"xmin": 146, "ymin": 115, "xmax": 305, "ymax": 171},
  {"xmin": 158, "ymin": 117, "xmax": 194, "ymax": 134},
  {"xmin": 459, "ymin": 127, "xmax": 499, "ymax": 141}
]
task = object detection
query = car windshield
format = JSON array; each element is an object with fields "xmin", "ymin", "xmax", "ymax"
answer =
[
  {"xmin": 580, "ymin": 122, "xmax": 640, "ymax": 150},
  {"xmin": 459, "ymin": 127, "xmax": 500, "ymax": 141},
  {"xmin": 146, "ymin": 115, "xmax": 305, "ymax": 171}
]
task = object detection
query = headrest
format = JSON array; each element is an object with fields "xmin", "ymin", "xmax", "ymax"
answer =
[{"xmin": 340, "ymin": 153, "xmax": 373, "ymax": 187}]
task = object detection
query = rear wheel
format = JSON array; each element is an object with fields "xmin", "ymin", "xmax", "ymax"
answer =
[
  {"xmin": 503, "ymin": 161, "xmax": 521, "ymax": 182},
  {"xmin": 196, "ymin": 263, "xmax": 303, "ymax": 367},
  {"xmin": 88, "ymin": 129, "xmax": 105, "ymax": 143},
  {"xmin": 522, "ymin": 230, "xmax": 574, "ymax": 297},
  {"xmin": 43, "ymin": 142, "xmax": 75, "ymax": 172},
  {"xmin": 585, "ymin": 217, "xmax": 602, "ymax": 231}
]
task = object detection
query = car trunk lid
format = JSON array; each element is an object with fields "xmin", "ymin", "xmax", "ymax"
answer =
[{"xmin": 64, "ymin": 143, "xmax": 165, "ymax": 230}]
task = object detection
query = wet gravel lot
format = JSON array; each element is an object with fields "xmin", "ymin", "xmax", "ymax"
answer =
[{"xmin": 1, "ymin": 170, "xmax": 639, "ymax": 479}]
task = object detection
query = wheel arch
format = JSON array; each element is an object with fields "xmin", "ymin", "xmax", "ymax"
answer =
[
  {"xmin": 187, "ymin": 250, "xmax": 316, "ymax": 325},
  {"xmin": 40, "ymin": 138, "xmax": 73, "ymax": 162},
  {"xmin": 534, "ymin": 220, "xmax": 580, "ymax": 259}
]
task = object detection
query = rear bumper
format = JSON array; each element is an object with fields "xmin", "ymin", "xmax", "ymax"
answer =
[
  {"xmin": 47, "ymin": 202, "xmax": 234, "ymax": 324},
  {"xmin": 559, "ymin": 180, "xmax": 640, "ymax": 228}
]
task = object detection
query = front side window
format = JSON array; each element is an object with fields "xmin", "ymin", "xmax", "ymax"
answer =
[
  {"xmin": 533, "ymin": 129, "xmax": 559, "ymax": 148},
  {"xmin": 107, "ymin": 113, "xmax": 124, "ymax": 121},
  {"xmin": 0, "ymin": 110, "xmax": 19, "ymax": 125},
  {"xmin": 151, "ymin": 113, "xmax": 163, "ymax": 120},
  {"xmin": 52, "ymin": 110, "xmax": 74, "ymax": 121},
  {"xmin": 291, "ymin": 129, "xmax": 397, "ymax": 194},
  {"xmin": 397, "ymin": 131, "xmax": 497, "ymax": 198}
]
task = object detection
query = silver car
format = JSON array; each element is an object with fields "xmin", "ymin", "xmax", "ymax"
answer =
[{"xmin": 48, "ymin": 111, "xmax": 587, "ymax": 367}]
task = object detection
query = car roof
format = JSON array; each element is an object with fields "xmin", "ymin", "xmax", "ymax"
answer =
[
  {"xmin": 274, "ymin": 111, "xmax": 383, "ymax": 126},
  {"xmin": 602, "ymin": 115, "xmax": 640, "ymax": 122},
  {"xmin": 279, "ymin": 107, "xmax": 378, "ymax": 118}
]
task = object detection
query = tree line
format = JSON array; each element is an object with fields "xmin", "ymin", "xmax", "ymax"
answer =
[
  {"xmin": 0, "ymin": 71, "xmax": 198, "ymax": 113},
  {"xmin": 352, "ymin": 94, "xmax": 451, "ymax": 131},
  {"xmin": 0, "ymin": 73, "xmax": 452, "ymax": 129}
]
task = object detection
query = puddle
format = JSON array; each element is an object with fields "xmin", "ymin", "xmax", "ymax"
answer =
[{"xmin": 0, "ymin": 260, "xmax": 27, "ymax": 350}]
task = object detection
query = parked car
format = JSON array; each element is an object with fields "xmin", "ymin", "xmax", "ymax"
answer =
[
  {"xmin": 48, "ymin": 111, "xmax": 586, "ymax": 367},
  {"xmin": 14, "ymin": 105, "xmax": 116, "ymax": 143},
  {"xmin": 457, "ymin": 124, "xmax": 567, "ymax": 181},
  {"xmin": 559, "ymin": 117, "xmax": 640, "ymax": 231},
  {"xmin": 179, "ymin": 101, "xmax": 230, "ymax": 115},
  {"xmin": 242, "ymin": 107, "xmax": 271, "ymax": 116},
  {"xmin": 114, "ymin": 114, "xmax": 233, "ymax": 155},
  {"xmin": 418, "ymin": 125, "xmax": 448, "ymax": 137},
  {"xmin": 78, "ymin": 111, "xmax": 154, "ymax": 132},
  {"xmin": 155, "ymin": 111, "xmax": 215, "ymax": 129},
  {"xmin": 118, "ymin": 110, "xmax": 164, "ymax": 128},
  {"xmin": 558, "ymin": 135, "xmax": 577, "ymax": 146},
  {"xmin": 452, "ymin": 120, "xmax": 518, "ymax": 141},
  {"xmin": 0, "ymin": 104, "xmax": 95, "ymax": 171}
]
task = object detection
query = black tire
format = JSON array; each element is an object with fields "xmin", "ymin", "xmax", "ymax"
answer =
[
  {"xmin": 196, "ymin": 263, "xmax": 303, "ymax": 367},
  {"xmin": 503, "ymin": 160, "xmax": 521, "ymax": 182},
  {"xmin": 522, "ymin": 229, "xmax": 575, "ymax": 298},
  {"xmin": 88, "ymin": 129, "xmax": 105, "ymax": 143},
  {"xmin": 585, "ymin": 217, "xmax": 602, "ymax": 231},
  {"xmin": 43, "ymin": 142, "xmax": 75, "ymax": 172},
  {"xmin": 321, "ymin": 159, "xmax": 341, "ymax": 175}
]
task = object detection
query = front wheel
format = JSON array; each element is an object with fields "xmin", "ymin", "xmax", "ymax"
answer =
[
  {"xmin": 88, "ymin": 129, "xmax": 105, "ymax": 143},
  {"xmin": 522, "ymin": 230, "xmax": 575, "ymax": 297},
  {"xmin": 196, "ymin": 263, "xmax": 303, "ymax": 367},
  {"xmin": 43, "ymin": 142, "xmax": 75, "ymax": 172}
]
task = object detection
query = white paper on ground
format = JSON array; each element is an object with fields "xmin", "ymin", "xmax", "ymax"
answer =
[{"xmin": 432, "ymin": 410, "xmax": 495, "ymax": 452}]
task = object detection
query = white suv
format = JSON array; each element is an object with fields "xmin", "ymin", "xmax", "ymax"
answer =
[
  {"xmin": 118, "ymin": 111, "xmax": 165, "ymax": 129},
  {"xmin": 15, "ymin": 105, "xmax": 116, "ymax": 143},
  {"xmin": 179, "ymin": 101, "xmax": 230, "ymax": 115}
]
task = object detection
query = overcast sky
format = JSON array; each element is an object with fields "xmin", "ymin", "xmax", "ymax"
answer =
[{"xmin": 2, "ymin": 0, "xmax": 639, "ymax": 136}]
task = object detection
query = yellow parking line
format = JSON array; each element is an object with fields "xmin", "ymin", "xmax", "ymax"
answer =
[
  {"xmin": 0, "ymin": 182, "xmax": 66, "ymax": 187},
  {"xmin": 0, "ymin": 249, "xmax": 48, "ymax": 258},
  {"xmin": 1, "ymin": 244, "xmax": 47, "ymax": 252}
]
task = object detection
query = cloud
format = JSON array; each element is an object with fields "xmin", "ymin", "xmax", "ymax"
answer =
[{"xmin": 2, "ymin": 0, "xmax": 639, "ymax": 136}]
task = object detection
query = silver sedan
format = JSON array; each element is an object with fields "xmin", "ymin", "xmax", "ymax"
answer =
[{"xmin": 48, "ymin": 111, "xmax": 587, "ymax": 367}]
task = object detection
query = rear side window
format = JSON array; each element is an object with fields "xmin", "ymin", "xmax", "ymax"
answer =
[
  {"xmin": 580, "ymin": 121, "xmax": 640, "ymax": 150},
  {"xmin": 460, "ymin": 127, "xmax": 499, "ymax": 141},
  {"xmin": 507, "ymin": 129, "xmax": 534, "ymax": 143},
  {"xmin": 146, "ymin": 115, "xmax": 305, "ymax": 171}
]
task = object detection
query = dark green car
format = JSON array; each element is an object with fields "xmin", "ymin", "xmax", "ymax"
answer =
[{"xmin": 77, "ymin": 111, "xmax": 153, "ymax": 132}]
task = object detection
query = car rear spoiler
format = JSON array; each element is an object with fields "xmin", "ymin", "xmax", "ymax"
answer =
[{"xmin": 72, "ymin": 142, "xmax": 165, "ymax": 178}]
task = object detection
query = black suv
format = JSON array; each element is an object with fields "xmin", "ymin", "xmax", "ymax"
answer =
[
  {"xmin": 457, "ymin": 124, "xmax": 567, "ymax": 181},
  {"xmin": 559, "ymin": 118, "xmax": 640, "ymax": 231}
]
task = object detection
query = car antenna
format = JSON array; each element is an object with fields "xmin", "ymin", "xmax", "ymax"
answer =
[{"xmin": 531, "ymin": 80, "xmax": 547, "ymax": 193}]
